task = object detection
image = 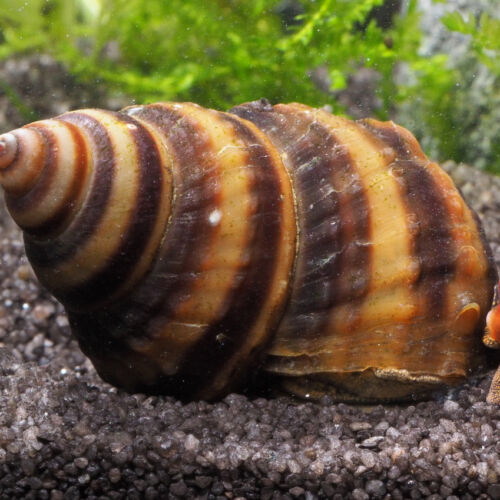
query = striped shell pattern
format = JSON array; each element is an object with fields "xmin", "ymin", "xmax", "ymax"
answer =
[{"xmin": 0, "ymin": 99, "xmax": 499, "ymax": 403}]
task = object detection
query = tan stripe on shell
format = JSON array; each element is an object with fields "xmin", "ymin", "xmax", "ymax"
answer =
[
  {"xmin": 359, "ymin": 120, "xmax": 493, "ymax": 377},
  {"xmin": 131, "ymin": 102, "xmax": 253, "ymax": 374},
  {"xmin": 188, "ymin": 109, "xmax": 296, "ymax": 399},
  {"xmin": 259, "ymin": 106, "xmax": 419, "ymax": 375},
  {"xmin": 392, "ymin": 122, "xmax": 492, "ymax": 369}
]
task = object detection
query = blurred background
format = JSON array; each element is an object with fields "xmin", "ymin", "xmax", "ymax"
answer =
[{"xmin": 0, "ymin": 0, "xmax": 499, "ymax": 172}]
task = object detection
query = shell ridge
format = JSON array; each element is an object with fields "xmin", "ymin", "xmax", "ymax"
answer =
[{"xmin": 121, "ymin": 108, "xmax": 180, "ymax": 291}]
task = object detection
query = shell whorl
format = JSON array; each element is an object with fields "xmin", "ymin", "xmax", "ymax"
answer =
[
  {"xmin": 231, "ymin": 103, "xmax": 496, "ymax": 381},
  {"xmin": 0, "ymin": 100, "xmax": 498, "ymax": 402}
]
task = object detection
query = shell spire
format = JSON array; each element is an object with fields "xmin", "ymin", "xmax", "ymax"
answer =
[
  {"xmin": 0, "ymin": 127, "xmax": 48, "ymax": 198},
  {"xmin": 0, "ymin": 133, "xmax": 18, "ymax": 169},
  {"xmin": 0, "ymin": 120, "xmax": 90, "ymax": 238},
  {"xmin": 0, "ymin": 110, "xmax": 178, "ymax": 314}
]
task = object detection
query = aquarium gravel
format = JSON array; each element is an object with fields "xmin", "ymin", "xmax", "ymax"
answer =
[{"xmin": 0, "ymin": 162, "xmax": 499, "ymax": 499}]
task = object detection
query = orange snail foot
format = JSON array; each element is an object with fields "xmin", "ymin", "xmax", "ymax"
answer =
[{"xmin": 485, "ymin": 304, "xmax": 500, "ymax": 347}]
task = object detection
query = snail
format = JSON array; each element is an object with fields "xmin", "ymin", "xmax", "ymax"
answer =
[{"xmin": 0, "ymin": 99, "xmax": 499, "ymax": 403}]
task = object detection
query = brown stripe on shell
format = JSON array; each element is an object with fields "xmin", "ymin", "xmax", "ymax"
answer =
[
  {"xmin": 175, "ymin": 112, "xmax": 285, "ymax": 398},
  {"xmin": 47, "ymin": 121, "xmax": 88, "ymax": 235},
  {"xmin": 231, "ymin": 101, "xmax": 371, "ymax": 342},
  {"xmin": 119, "ymin": 103, "xmax": 221, "ymax": 333},
  {"xmin": 53, "ymin": 111, "xmax": 165, "ymax": 308},
  {"xmin": 24, "ymin": 112, "xmax": 114, "ymax": 270},
  {"xmin": 359, "ymin": 120, "xmax": 455, "ymax": 319},
  {"xmin": 67, "ymin": 104, "xmax": 222, "ymax": 392},
  {"xmin": 6, "ymin": 122, "xmax": 88, "ymax": 237}
]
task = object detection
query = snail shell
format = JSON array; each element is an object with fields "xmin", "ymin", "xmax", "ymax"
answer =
[{"xmin": 0, "ymin": 99, "xmax": 498, "ymax": 402}]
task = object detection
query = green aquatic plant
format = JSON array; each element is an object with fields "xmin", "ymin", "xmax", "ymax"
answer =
[
  {"xmin": 0, "ymin": 0, "xmax": 95, "ymax": 58},
  {"xmin": 395, "ymin": 5, "xmax": 500, "ymax": 174},
  {"xmin": 442, "ymin": 10, "xmax": 500, "ymax": 77},
  {"xmin": 0, "ymin": 0, "xmax": 404, "ymax": 112},
  {"xmin": 0, "ymin": 0, "xmax": 498, "ymax": 173}
]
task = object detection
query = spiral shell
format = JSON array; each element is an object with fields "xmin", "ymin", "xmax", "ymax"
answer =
[{"xmin": 0, "ymin": 99, "xmax": 498, "ymax": 402}]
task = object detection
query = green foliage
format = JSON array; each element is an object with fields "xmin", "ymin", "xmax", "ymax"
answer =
[
  {"xmin": 0, "ymin": 0, "xmax": 94, "ymax": 57},
  {"xmin": 395, "ymin": 5, "xmax": 500, "ymax": 174},
  {"xmin": 442, "ymin": 9, "xmax": 500, "ymax": 174},
  {"xmin": 0, "ymin": 0, "xmax": 404, "ymax": 112},
  {"xmin": 442, "ymin": 10, "xmax": 500, "ymax": 76},
  {"xmin": 389, "ymin": 1, "xmax": 458, "ymax": 162},
  {"xmin": 0, "ymin": 0, "xmax": 499, "ymax": 173}
]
